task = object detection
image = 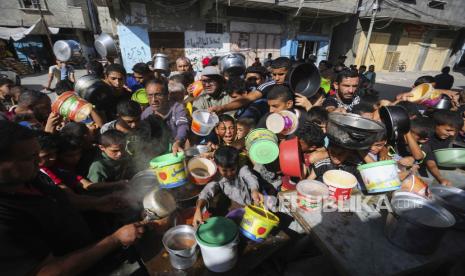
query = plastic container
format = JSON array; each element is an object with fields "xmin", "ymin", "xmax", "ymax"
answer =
[
  {"xmin": 196, "ymin": 217, "xmax": 239, "ymax": 273},
  {"xmin": 51, "ymin": 91, "xmax": 93, "ymax": 122},
  {"xmin": 191, "ymin": 110, "xmax": 219, "ymax": 136},
  {"xmin": 323, "ymin": 170, "xmax": 358, "ymax": 201},
  {"xmin": 266, "ymin": 110, "xmax": 298, "ymax": 135},
  {"xmin": 296, "ymin": 180, "xmax": 329, "ymax": 211},
  {"xmin": 240, "ymin": 205, "xmax": 279, "ymax": 242},
  {"xmin": 131, "ymin": 88, "xmax": 149, "ymax": 107},
  {"xmin": 357, "ymin": 160, "xmax": 401, "ymax": 194},
  {"xmin": 245, "ymin": 128, "xmax": 279, "ymax": 164},
  {"xmin": 434, "ymin": 148, "xmax": 465, "ymax": 167},
  {"xmin": 162, "ymin": 225, "xmax": 198, "ymax": 270},
  {"xmin": 150, "ymin": 153, "xmax": 187, "ymax": 189},
  {"xmin": 408, "ymin": 83, "xmax": 433, "ymax": 102},
  {"xmin": 189, "ymin": 80, "xmax": 204, "ymax": 97},
  {"xmin": 187, "ymin": 157, "xmax": 217, "ymax": 185},
  {"xmin": 279, "ymin": 137, "xmax": 303, "ymax": 178}
]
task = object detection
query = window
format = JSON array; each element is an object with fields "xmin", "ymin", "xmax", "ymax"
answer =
[
  {"xmin": 19, "ymin": 0, "xmax": 48, "ymax": 10},
  {"xmin": 428, "ymin": 0, "xmax": 446, "ymax": 9}
]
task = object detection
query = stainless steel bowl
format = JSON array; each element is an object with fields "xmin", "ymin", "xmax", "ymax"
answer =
[{"xmin": 184, "ymin": 145, "xmax": 210, "ymax": 158}]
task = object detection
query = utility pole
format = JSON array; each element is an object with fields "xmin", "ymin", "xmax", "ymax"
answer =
[
  {"xmin": 360, "ymin": 0, "xmax": 379, "ymax": 66},
  {"xmin": 34, "ymin": 0, "xmax": 53, "ymax": 49}
]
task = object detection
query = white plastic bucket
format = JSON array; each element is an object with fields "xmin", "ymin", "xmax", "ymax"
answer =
[
  {"xmin": 191, "ymin": 110, "xmax": 219, "ymax": 136},
  {"xmin": 196, "ymin": 234, "xmax": 239, "ymax": 272},
  {"xmin": 357, "ymin": 160, "xmax": 401, "ymax": 193}
]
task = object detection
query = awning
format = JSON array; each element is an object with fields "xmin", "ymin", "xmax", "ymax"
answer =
[{"xmin": 0, "ymin": 18, "xmax": 59, "ymax": 41}]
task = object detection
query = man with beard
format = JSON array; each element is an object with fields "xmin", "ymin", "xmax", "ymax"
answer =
[
  {"xmin": 323, "ymin": 69, "xmax": 361, "ymax": 112},
  {"xmin": 0, "ymin": 121, "xmax": 146, "ymax": 275}
]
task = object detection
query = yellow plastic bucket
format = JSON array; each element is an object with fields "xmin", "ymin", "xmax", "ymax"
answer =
[
  {"xmin": 149, "ymin": 152, "xmax": 187, "ymax": 189},
  {"xmin": 240, "ymin": 205, "xmax": 279, "ymax": 242}
]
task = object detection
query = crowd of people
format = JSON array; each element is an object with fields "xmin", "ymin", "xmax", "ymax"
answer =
[{"xmin": 0, "ymin": 52, "xmax": 463, "ymax": 274}]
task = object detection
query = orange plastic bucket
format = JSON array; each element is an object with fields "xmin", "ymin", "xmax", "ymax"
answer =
[{"xmin": 52, "ymin": 91, "xmax": 93, "ymax": 122}]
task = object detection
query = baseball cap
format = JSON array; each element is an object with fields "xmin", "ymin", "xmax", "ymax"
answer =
[{"xmin": 202, "ymin": 66, "xmax": 222, "ymax": 77}]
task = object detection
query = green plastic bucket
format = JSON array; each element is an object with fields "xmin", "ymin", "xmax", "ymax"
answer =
[
  {"xmin": 245, "ymin": 128, "xmax": 279, "ymax": 164},
  {"xmin": 131, "ymin": 88, "xmax": 149, "ymax": 107},
  {"xmin": 357, "ymin": 160, "xmax": 401, "ymax": 193},
  {"xmin": 150, "ymin": 152, "xmax": 187, "ymax": 188}
]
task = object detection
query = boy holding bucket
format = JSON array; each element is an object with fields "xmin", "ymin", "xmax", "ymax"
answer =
[{"xmin": 193, "ymin": 146, "xmax": 264, "ymax": 227}]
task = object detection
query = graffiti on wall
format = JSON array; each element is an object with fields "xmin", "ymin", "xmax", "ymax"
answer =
[
  {"xmin": 184, "ymin": 31, "xmax": 230, "ymax": 71},
  {"xmin": 117, "ymin": 24, "xmax": 152, "ymax": 73}
]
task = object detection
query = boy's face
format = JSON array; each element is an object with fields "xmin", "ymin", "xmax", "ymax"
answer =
[
  {"xmin": 39, "ymin": 149, "xmax": 57, "ymax": 167},
  {"xmin": 268, "ymin": 99, "xmax": 293, "ymax": 113},
  {"xmin": 133, "ymin": 72, "xmax": 145, "ymax": 84},
  {"xmin": 435, "ymin": 124, "xmax": 457, "ymax": 140},
  {"xmin": 217, "ymin": 165, "xmax": 237, "ymax": 181},
  {"xmin": 271, "ymin": 68, "xmax": 288, "ymax": 85},
  {"xmin": 299, "ymin": 139, "xmax": 312, "ymax": 153},
  {"xmin": 236, "ymin": 124, "xmax": 250, "ymax": 140},
  {"xmin": 106, "ymin": 71, "xmax": 125, "ymax": 89},
  {"xmin": 99, "ymin": 144, "xmax": 124, "ymax": 160},
  {"xmin": 328, "ymin": 146, "xmax": 350, "ymax": 166},
  {"xmin": 245, "ymin": 72, "xmax": 264, "ymax": 87},
  {"xmin": 215, "ymin": 121, "xmax": 236, "ymax": 145},
  {"xmin": 120, "ymin": 116, "xmax": 140, "ymax": 130},
  {"xmin": 369, "ymin": 140, "xmax": 386, "ymax": 155},
  {"xmin": 0, "ymin": 83, "xmax": 11, "ymax": 98}
]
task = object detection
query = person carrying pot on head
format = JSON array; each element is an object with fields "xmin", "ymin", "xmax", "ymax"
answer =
[
  {"xmin": 323, "ymin": 69, "xmax": 361, "ymax": 113},
  {"xmin": 44, "ymin": 59, "xmax": 75, "ymax": 91},
  {"xmin": 208, "ymin": 57, "xmax": 292, "ymax": 115},
  {"xmin": 193, "ymin": 66, "xmax": 233, "ymax": 115}
]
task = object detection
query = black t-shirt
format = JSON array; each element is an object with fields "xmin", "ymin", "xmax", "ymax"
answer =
[
  {"xmin": 0, "ymin": 173, "xmax": 94, "ymax": 275},
  {"xmin": 322, "ymin": 95, "xmax": 360, "ymax": 112},
  {"xmin": 419, "ymin": 134, "xmax": 453, "ymax": 177}
]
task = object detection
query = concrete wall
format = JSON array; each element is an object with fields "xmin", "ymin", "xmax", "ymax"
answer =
[
  {"xmin": 0, "ymin": 0, "xmax": 90, "ymax": 29},
  {"xmin": 360, "ymin": 0, "xmax": 465, "ymax": 27},
  {"xmin": 245, "ymin": 0, "xmax": 358, "ymax": 14}
]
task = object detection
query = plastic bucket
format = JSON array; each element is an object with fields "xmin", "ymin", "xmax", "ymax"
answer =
[
  {"xmin": 245, "ymin": 128, "xmax": 279, "ymax": 164},
  {"xmin": 131, "ymin": 88, "xmax": 149, "ymax": 108},
  {"xmin": 279, "ymin": 137, "xmax": 303, "ymax": 178},
  {"xmin": 408, "ymin": 83, "xmax": 433, "ymax": 102},
  {"xmin": 191, "ymin": 110, "xmax": 219, "ymax": 136},
  {"xmin": 323, "ymin": 170, "xmax": 358, "ymax": 201},
  {"xmin": 52, "ymin": 91, "xmax": 92, "ymax": 122},
  {"xmin": 240, "ymin": 205, "xmax": 279, "ymax": 242},
  {"xmin": 266, "ymin": 110, "xmax": 298, "ymax": 135},
  {"xmin": 150, "ymin": 153, "xmax": 187, "ymax": 189},
  {"xmin": 189, "ymin": 80, "xmax": 204, "ymax": 97},
  {"xmin": 296, "ymin": 180, "xmax": 329, "ymax": 211},
  {"xmin": 196, "ymin": 217, "xmax": 239, "ymax": 273},
  {"xmin": 187, "ymin": 157, "xmax": 217, "ymax": 185},
  {"xmin": 162, "ymin": 225, "xmax": 198, "ymax": 270},
  {"xmin": 358, "ymin": 160, "xmax": 401, "ymax": 194}
]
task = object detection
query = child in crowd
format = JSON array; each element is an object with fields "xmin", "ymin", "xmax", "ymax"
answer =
[
  {"xmin": 38, "ymin": 133, "xmax": 62, "ymax": 185},
  {"xmin": 236, "ymin": 117, "xmax": 255, "ymax": 140},
  {"xmin": 215, "ymin": 114, "xmax": 236, "ymax": 146},
  {"xmin": 88, "ymin": 129, "xmax": 128, "ymax": 183},
  {"xmin": 193, "ymin": 146, "xmax": 264, "ymax": 226},
  {"xmin": 295, "ymin": 121, "xmax": 326, "ymax": 168},
  {"xmin": 360, "ymin": 131, "xmax": 389, "ymax": 163},
  {"xmin": 100, "ymin": 100, "xmax": 142, "ymax": 134},
  {"xmin": 351, "ymin": 102, "xmax": 375, "ymax": 120},
  {"xmin": 421, "ymin": 110, "xmax": 463, "ymax": 185},
  {"xmin": 307, "ymin": 106, "xmax": 329, "ymax": 134}
]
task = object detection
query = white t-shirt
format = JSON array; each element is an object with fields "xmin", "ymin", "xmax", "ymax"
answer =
[{"xmin": 49, "ymin": 64, "xmax": 74, "ymax": 80}]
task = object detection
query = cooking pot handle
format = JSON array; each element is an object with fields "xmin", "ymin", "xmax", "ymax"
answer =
[{"xmin": 348, "ymin": 132, "xmax": 367, "ymax": 141}]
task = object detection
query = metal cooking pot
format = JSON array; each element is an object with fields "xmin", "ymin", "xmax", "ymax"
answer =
[
  {"xmin": 288, "ymin": 63, "xmax": 321, "ymax": 98},
  {"xmin": 327, "ymin": 113, "xmax": 386, "ymax": 150},
  {"xmin": 142, "ymin": 188, "xmax": 177, "ymax": 220},
  {"xmin": 153, "ymin": 53, "xmax": 169, "ymax": 72},
  {"xmin": 162, "ymin": 225, "xmax": 198, "ymax": 270},
  {"xmin": 53, "ymin": 40, "xmax": 82, "ymax": 62},
  {"xmin": 433, "ymin": 95, "xmax": 452, "ymax": 110},
  {"xmin": 170, "ymin": 183, "xmax": 203, "ymax": 209},
  {"xmin": 74, "ymin": 74, "xmax": 102, "ymax": 96},
  {"xmin": 184, "ymin": 145, "xmax": 210, "ymax": 158},
  {"xmin": 385, "ymin": 193, "xmax": 455, "ymax": 254},
  {"xmin": 74, "ymin": 75, "xmax": 113, "ymax": 109},
  {"xmin": 219, "ymin": 53, "xmax": 246, "ymax": 75},
  {"xmin": 94, "ymin": 33, "xmax": 118, "ymax": 58},
  {"xmin": 431, "ymin": 185, "xmax": 465, "ymax": 230},
  {"xmin": 379, "ymin": 105, "xmax": 410, "ymax": 141}
]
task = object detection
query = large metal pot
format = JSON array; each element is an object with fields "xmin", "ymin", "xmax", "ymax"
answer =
[
  {"xmin": 288, "ymin": 62, "xmax": 321, "ymax": 98},
  {"xmin": 153, "ymin": 53, "xmax": 169, "ymax": 72},
  {"xmin": 53, "ymin": 40, "xmax": 82, "ymax": 62},
  {"xmin": 74, "ymin": 75, "xmax": 113, "ymax": 109},
  {"xmin": 431, "ymin": 185, "xmax": 465, "ymax": 231},
  {"xmin": 94, "ymin": 33, "xmax": 118, "ymax": 58},
  {"xmin": 327, "ymin": 113, "xmax": 386, "ymax": 150},
  {"xmin": 379, "ymin": 105, "xmax": 410, "ymax": 141},
  {"xmin": 385, "ymin": 192, "xmax": 455, "ymax": 254},
  {"xmin": 219, "ymin": 53, "xmax": 246, "ymax": 75},
  {"xmin": 142, "ymin": 188, "xmax": 177, "ymax": 220}
]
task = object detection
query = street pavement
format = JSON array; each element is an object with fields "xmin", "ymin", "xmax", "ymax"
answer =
[{"xmin": 20, "ymin": 69, "xmax": 465, "ymax": 101}]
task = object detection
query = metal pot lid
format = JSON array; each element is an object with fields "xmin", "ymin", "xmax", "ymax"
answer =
[
  {"xmin": 53, "ymin": 40, "xmax": 80, "ymax": 61},
  {"xmin": 391, "ymin": 194, "xmax": 455, "ymax": 228},
  {"xmin": 430, "ymin": 185, "xmax": 465, "ymax": 213}
]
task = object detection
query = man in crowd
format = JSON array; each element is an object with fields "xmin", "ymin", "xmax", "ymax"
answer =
[
  {"xmin": 0, "ymin": 121, "xmax": 145, "ymax": 275},
  {"xmin": 193, "ymin": 66, "xmax": 232, "ymax": 114},
  {"xmin": 434, "ymin": 66, "xmax": 454, "ymax": 90},
  {"xmin": 323, "ymin": 69, "xmax": 361, "ymax": 112},
  {"xmin": 44, "ymin": 59, "xmax": 75, "ymax": 90}
]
